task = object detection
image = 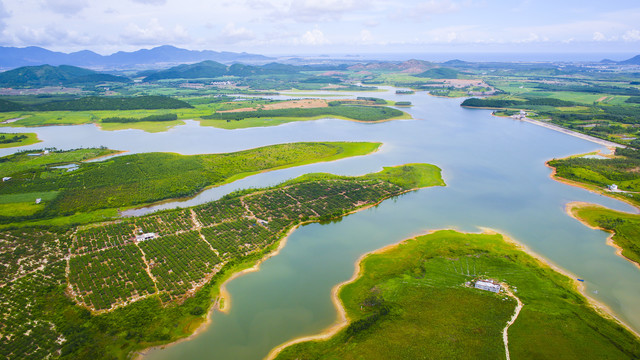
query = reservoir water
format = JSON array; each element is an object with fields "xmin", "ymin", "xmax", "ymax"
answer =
[{"xmin": 3, "ymin": 88, "xmax": 639, "ymax": 359}]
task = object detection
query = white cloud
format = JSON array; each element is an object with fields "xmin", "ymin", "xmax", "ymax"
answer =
[
  {"xmin": 0, "ymin": 0, "xmax": 9, "ymax": 31},
  {"xmin": 42, "ymin": 0, "xmax": 88, "ymax": 15},
  {"xmin": 121, "ymin": 18, "xmax": 189, "ymax": 45},
  {"xmin": 415, "ymin": 0, "xmax": 460, "ymax": 15},
  {"xmin": 5, "ymin": 25, "xmax": 93, "ymax": 47},
  {"xmin": 593, "ymin": 31, "xmax": 606, "ymax": 41},
  {"xmin": 297, "ymin": 28, "xmax": 330, "ymax": 45},
  {"xmin": 131, "ymin": 0, "xmax": 167, "ymax": 5},
  {"xmin": 623, "ymin": 29, "xmax": 640, "ymax": 41},
  {"xmin": 270, "ymin": 0, "xmax": 371, "ymax": 22},
  {"xmin": 220, "ymin": 22, "xmax": 255, "ymax": 44},
  {"xmin": 360, "ymin": 29, "xmax": 373, "ymax": 44}
]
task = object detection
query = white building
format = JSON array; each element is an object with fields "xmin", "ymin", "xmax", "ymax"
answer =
[
  {"xmin": 135, "ymin": 233, "xmax": 157, "ymax": 242},
  {"xmin": 35, "ymin": 198, "xmax": 42, "ymax": 204},
  {"xmin": 608, "ymin": 184, "xmax": 618, "ymax": 191},
  {"xmin": 2, "ymin": 177, "xmax": 10, "ymax": 182},
  {"xmin": 474, "ymin": 280, "xmax": 501, "ymax": 293}
]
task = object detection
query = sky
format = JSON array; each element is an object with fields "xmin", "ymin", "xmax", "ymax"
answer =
[{"xmin": 0, "ymin": 0, "xmax": 639, "ymax": 58}]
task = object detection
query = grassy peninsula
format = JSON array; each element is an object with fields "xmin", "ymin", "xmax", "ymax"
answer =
[
  {"xmin": 0, "ymin": 164, "xmax": 444, "ymax": 359},
  {"xmin": 547, "ymin": 147, "xmax": 640, "ymax": 207},
  {"xmin": 0, "ymin": 132, "xmax": 40, "ymax": 148},
  {"xmin": 568, "ymin": 203, "xmax": 640, "ymax": 267},
  {"xmin": 0, "ymin": 142, "xmax": 379, "ymax": 223},
  {"xmin": 273, "ymin": 230, "xmax": 640, "ymax": 360}
]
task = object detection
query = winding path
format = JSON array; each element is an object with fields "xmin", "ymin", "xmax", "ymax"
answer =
[{"xmin": 502, "ymin": 285, "xmax": 524, "ymax": 360}]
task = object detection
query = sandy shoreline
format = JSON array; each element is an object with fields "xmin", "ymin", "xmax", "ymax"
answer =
[
  {"xmin": 265, "ymin": 228, "xmax": 434, "ymax": 360},
  {"xmin": 266, "ymin": 226, "xmax": 640, "ymax": 360},
  {"xmin": 480, "ymin": 227, "xmax": 640, "ymax": 339},
  {"xmin": 504, "ymin": 114, "xmax": 623, "ymax": 149},
  {"xmin": 565, "ymin": 202, "xmax": 640, "ymax": 271},
  {"xmin": 544, "ymin": 161, "xmax": 640, "ymax": 213}
]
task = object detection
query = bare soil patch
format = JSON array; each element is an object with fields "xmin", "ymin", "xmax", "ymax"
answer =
[{"xmin": 217, "ymin": 99, "xmax": 329, "ymax": 113}]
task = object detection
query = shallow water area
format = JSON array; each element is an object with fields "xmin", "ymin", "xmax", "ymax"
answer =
[{"xmin": 3, "ymin": 88, "xmax": 640, "ymax": 359}]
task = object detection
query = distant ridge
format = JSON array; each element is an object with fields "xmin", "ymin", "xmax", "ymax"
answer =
[
  {"xmin": 0, "ymin": 64, "xmax": 130, "ymax": 86},
  {"xmin": 618, "ymin": 55, "xmax": 640, "ymax": 65},
  {"xmin": 142, "ymin": 60, "xmax": 322, "ymax": 81},
  {"xmin": 347, "ymin": 59, "xmax": 436, "ymax": 73},
  {"xmin": 0, "ymin": 45, "xmax": 273, "ymax": 70}
]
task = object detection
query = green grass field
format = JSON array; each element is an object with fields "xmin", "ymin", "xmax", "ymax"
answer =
[
  {"xmin": 547, "ymin": 154, "xmax": 640, "ymax": 207},
  {"xmin": 275, "ymin": 230, "xmax": 640, "ymax": 360},
  {"xmin": 570, "ymin": 203, "xmax": 640, "ymax": 266}
]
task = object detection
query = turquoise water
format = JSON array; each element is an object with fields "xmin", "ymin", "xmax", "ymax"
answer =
[{"xmin": 3, "ymin": 89, "xmax": 639, "ymax": 359}]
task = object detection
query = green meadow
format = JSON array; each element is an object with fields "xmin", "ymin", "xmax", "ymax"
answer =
[
  {"xmin": 570, "ymin": 204, "xmax": 640, "ymax": 267},
  {"xmin": 275, "ymin": 230, "xmax": 640, "ymax": 360}
]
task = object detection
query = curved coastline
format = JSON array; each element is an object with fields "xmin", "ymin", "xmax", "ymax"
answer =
[
  {"xmin": 477, "ymin": 227, "xmax": 639, "ymax": 337},
  {"xmin": 266, "ymin": 226, "xmax": 640, "ymax": 360},
  {"xmin": 545, "ymin": 160, "xmax": 640, "ymax": 213},
  {"xmin": 490, "ymin": 112, "xmax": 623, "ymax": 150},
  {"xmin": 136, "ymin": 181, "xmax": 435, "ymax": 359},
  {"xmin": 565, "ymin": 202, "xmax": 640, "ymax": 271}
]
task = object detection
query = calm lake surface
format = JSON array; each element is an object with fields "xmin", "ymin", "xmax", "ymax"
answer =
[{"xmin": 4, "ymin": 88, "xmax": 639, "ymax": 359}]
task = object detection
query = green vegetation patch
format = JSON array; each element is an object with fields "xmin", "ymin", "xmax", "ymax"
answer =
[
  {"xmin": 548, "ymin": 148, "xmax": 640, "ymax": 206},
  {"xmin": 0, "ymin": 95, "xmax": 192, "ymax": 112},
  {"xmin": 0, "ymin": 142, "xmax": 380, "ymax": 220},
  {"xmin": 0, "ymin": 163, "xmax": 443, "ymax": 359},
  {"xmin": 570, "ymin": 204, "xmax": 640, "ymax": 266},
  {"xmin": 275, "ymin": 230, "xmax": 640, "ymax": 360},
  {"xmin": 415, "ymin": 67, "xmax": 461, "ymax": 79},
  {"xmin": 0, "ymin": 148, "xmax": 118, "ymax": 177},
  {"xmin": 203, "ymin": 105, "xmax": 404, "ymax": 122},
  {"xmin": 101, "ymin": 113, "xmax": 178, "ymax": 123},
  {"xmin": 0, "ymin": 132, "xmax": 41, "ymax": 148}
]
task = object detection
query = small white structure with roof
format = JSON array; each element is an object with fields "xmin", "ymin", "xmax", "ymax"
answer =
[
  {"xmin": 608, "ymin": 184, "xmax": 618, "ymax": 191},
  {"xmin": 474, "ymin": 280, "xmax": 501, "ymax": 293},
  {"xmin": 135, "ymin": 232, "xmax": 157, "ymax": 242}
]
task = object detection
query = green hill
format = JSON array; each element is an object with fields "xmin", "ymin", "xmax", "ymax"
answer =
[
  {"xmin": 142, "ymin": 60, "xmax": 229, "ymax": 81},
  {"xmin": 0, "ymin": 65, "xmax": 131, "ymax": 87},
  {"xmin": 415, "ymin": 67, "xmax": 461, "ymax": 79},
  {"xmin": 142, "ymin": 61, "xmax": 303, "ymax": 81}
]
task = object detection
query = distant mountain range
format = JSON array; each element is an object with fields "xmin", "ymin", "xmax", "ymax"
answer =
[
  {"xmin": 0, "ymin": 45, "xmax": 273, "ymax": 70},
  {"xmin": 0, "ymin": 65, "xmax": 130, "ymax": 87},
  {"xmin": 0, "ymin": 61, "xmax": 343, "ymax": 86}
]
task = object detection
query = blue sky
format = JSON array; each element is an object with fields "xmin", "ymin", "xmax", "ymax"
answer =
[{"xmin": 0, "ymin": 0, "xmax": 639, "ymax": 57}]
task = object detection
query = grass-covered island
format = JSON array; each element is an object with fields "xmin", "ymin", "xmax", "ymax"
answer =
[
  {"xmin": 0, "ymin": 142, "xmax": 379, "ymax": 224},
  {"xmin": 568, "ymin": 203, "xmax": 640, "ymax": 268},
  {"xmin": 0, "ymin": 132, "xmax": 40, "ymax": 148},
  {"xmin": 0, "ymin": 163, "xmax": 444, "ymax": 359},
  {"xmin": 271, "ymin": 230, "xmax": 640, "ymax": 360},
  {"xmin": 1, "ymin": 95, "xmax": 409, "ymax": 132}
]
